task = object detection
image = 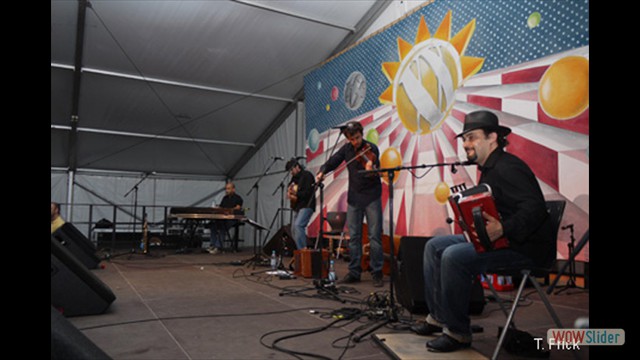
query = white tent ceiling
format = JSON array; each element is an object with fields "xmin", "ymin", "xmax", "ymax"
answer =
[{"xmin": 51, "ymin": 0, "xmax": 392, "ymax": 177}]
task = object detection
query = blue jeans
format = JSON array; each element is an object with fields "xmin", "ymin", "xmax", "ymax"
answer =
[
  {"xmin": 423, "ymin": 235, "xmax": 533, "ymax": 341},
  {"xmin": 292, "ymin": 208, "xmax": 313, "ymax": 250},
  {"xmin": 347, "ymin": 198, "xmax": 383, "ymax": 278},
  {"xmin": 210, "ymin": 220, "xmax": 233, "ymax": 249}
]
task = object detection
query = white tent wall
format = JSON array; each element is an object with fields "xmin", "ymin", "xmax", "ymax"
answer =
[
  {"xmin": 231, "ymin": 102, "xmax": 304, "ymax": 251},
  {"xmin": 360, "ymin": 0, "xmax": 429, "ymax": 39},
  {"xmin": 51, "ymin": 170, "xmax": 226, "ymax": 241}
]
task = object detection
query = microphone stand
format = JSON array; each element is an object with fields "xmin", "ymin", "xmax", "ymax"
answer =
[
  {"xmin": 264, "ymin": 171, "xmax": 292, "ymax": 257},
  {"xmin": 554, "ymin": 224, "xmax": 579, "ymax": 295},
  {"xmin": 243, "ymin": 158, "xmax": 281, "ymax": 267},
  {"xmin": 547, "ymin": 229, "xmax": 589, "ymax": 295},
  {"xmin": 352, "ymin": 161, "xmax": 473, "ymax": 342},
  {"xmin": 123, "ymin": 172, "xmax": 153, "ymax": 254}
]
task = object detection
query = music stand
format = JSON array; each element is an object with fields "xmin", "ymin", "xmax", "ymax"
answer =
[{"xmin": 242, "ymin": 217, "xmax": 270, "ymax": 268}]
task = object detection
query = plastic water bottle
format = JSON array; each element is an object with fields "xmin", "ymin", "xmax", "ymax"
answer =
[
  {"xmin": 328, "ymin": 260, "xmax": 337, "ymax": 284},
  {"xmin": 270, "ymin": 250, "xmax": 277, "ymax": 270}
]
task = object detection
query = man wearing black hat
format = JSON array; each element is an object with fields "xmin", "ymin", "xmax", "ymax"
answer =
[
  {"xmin": 286, "ymin": 158, "xmax": 316, "ymax": 250},
  {"xmin": 411, "ymin": 110, "xmax": 553, "ymax": 352}
]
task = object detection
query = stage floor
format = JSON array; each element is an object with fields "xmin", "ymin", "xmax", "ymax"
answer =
[{"xmin": 67, "ymin": 248, "xmax": 589, "ymax": 359}]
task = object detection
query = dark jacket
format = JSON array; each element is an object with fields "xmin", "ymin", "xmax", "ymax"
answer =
[
  {"xmin": 479, "ymin": 148, "xmax": 554, "ymax": 267},
  {"xmin": 289, "ymin": 169, "xmax": 316, "ymax": 211}
]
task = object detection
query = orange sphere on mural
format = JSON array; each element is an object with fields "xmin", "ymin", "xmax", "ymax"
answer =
[
  {"xmin": 434, "ymin": 182, "xmax": 450, "ymax": 204},
  {"xmin": 380, "ymin": 147, "xmax": 402, "ymax": 184},
  {"xmin": 539, "ymin": 56, "xmax": 589, "ymax": 120}
]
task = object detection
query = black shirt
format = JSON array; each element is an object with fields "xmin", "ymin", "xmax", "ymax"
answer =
[
  {"xmin": 478, "ymin": 148, "xmax": 554, "ymax": 266},
  {"xmin": 320, "ymin": 140, "xmax": 382, "ymax": 207},
  {"xmin": 220, "ymin": 193, "xmax": 244, "ymax": 214},
  {"xmin": 289, "ymin": 169, "xmax": 316, "ymax": 211}
]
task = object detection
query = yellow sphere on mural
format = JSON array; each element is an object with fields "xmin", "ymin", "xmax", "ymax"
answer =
[
  {"xmin": 380, "ymin": 147, "xmax": 402, "ymax": 184},
  {"xmin": 539, "ymin": 56, "xmax": 589, "ymax": 120},
  {"xmin": 434, "ymin": 182, "xmax": 450, "ymax": 204}
]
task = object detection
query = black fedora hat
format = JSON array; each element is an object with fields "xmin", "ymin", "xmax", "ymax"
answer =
[{"xmin": 456, "ymin": 110, "xmax": 511, "ymax": 138}]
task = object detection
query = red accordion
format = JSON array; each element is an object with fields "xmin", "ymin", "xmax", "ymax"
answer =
[{"xmin": 448, "ymin": 184, "xmax": 509, "ymax": 253}]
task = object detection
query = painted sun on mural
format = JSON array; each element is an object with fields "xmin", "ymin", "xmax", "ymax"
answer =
[{"xmin": 379, "ymin": 12, "xmax": 484, "ymax": 135}]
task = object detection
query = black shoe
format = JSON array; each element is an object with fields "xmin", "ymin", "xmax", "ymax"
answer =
[
  {"xmin": 338, "ymin": 273, "xmax": 360, "ymax": 284},
  {"xmin": 426, "ymin": 334, "xmax": 471, "ymax": 352},
  {"xmin": 410, "ymin": 322, "xmax": 443, "ymax": 336},
  {"xmin": 372, "ymin": 273, "xmax": 384, "ymax": 287}
]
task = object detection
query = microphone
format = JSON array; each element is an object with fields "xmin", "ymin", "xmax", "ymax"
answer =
[
  {"xmin": 331, "ymin": 125, "xmax": 347, "ymax": 130},
  {"xmin": 454, "ymin": 160, "xmax": 474, "ymax": 166},
  {"xmin": 271, "ymin": 156, "xmax": 284, "ymax": 161},
  {"xmin": 144, "ymin": 171, "xmax": 157, "ymax": 176},
  {"xmin": 295, "ymin": 156, "xmax": 307, "ymax": 160}
]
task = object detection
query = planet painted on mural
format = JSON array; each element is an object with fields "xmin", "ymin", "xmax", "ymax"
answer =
[
  {"xmin": 365, "ymin": 128, "xmax": 379, "ymax": 145},
  {"xmin": 331, "ymin": 86, "xmax": 339, "ymax": 101},
  {"xmin": 317, "ymin": 81, "xmax": 322, "ymax": 90},
  {"xmin": 527, "ymin": 12, "xmax": 541, "ymax": 29},
  {"xmin": 538, "ymin": 56, "xmax": 589, "ymax": 120},
  {"xmin": 379, "ymin": 12, "xmax": 484, "ymax": 135},
  {"xmin": 343, "ymin": 71, "xmax": 367, "ymax": 110},
  {"xmin": 308, "ymin": 128, "xmax": 320, "ymax": 152}
]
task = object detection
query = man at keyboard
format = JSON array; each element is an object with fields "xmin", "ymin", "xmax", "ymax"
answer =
[
  {"xmin": 411, "ymin": 110, "xmax": 553, "ymax": 353},
  {"xmin": 208, "ymin": 182, "xmax": 243, "ymax": 254}
]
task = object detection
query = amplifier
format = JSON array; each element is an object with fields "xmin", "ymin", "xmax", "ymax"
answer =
[{"xmin": 293, "ymin": 249, "xmax": 329, "ymax": 279}]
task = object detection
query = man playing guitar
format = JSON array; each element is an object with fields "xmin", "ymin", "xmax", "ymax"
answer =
[{"xmin": 286, "ymin": 158, "xmax": 316, "ymax": 250}]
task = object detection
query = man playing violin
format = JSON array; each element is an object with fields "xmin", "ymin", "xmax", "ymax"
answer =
[{"xmin": 315, "ymin": 121, "xmax": 384, "ymax": 287}]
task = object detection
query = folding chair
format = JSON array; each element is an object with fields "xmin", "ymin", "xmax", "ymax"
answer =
[
  {"xmin": 485, "ymin": 200, "xmax": 566, "ymax": 360},
  {"xmin": 324, "ymin": 211, "xmax": 348, "ymax": 258}
]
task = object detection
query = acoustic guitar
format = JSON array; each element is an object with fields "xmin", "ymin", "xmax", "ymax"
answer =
[{"xmin": 287, "ymin": 183, "xmax": 298, "ymax": 208}]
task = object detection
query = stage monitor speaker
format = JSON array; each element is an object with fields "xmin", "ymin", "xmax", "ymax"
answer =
[
  {"xmin": 394, "ymin": 236, "xmax": 485, "ymax": 315},
  {"xmin": 51, "ymin": 306, "xmax": 112, "ymax": 360},
  {"xmin": 263, "ymin": 224, "xmax": 296, "ymax": 256},
  {"xmin": 53, "ymin": 222, "xmax": 101, "ymax": 270},
  {"xmin": 51, "ymin": 236, "xmax": 116, "ymax": 317}
]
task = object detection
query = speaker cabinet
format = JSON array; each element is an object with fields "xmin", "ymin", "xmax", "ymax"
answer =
[
  {"xmin": 293, "ymin": 249, "xmax": 329, "ymax": 279},
  {"xmin": 53, "ymin": 222, "xmax": 101, "ymax": 269},
  {"xmin": 51, "ymin": 306, "xmax": 112, "ymax": 360},
  {"xmin": 51, "ymin": 236, "xmax": 116, "ymax": 317},
  {"xmin": 395, "ymin": 236, "xmax": 431, "ymax": 314},
  {"xmin": 394, "ymin": 236, "xmax": 485, "ymax": 315},
  {"xmin": 263, "ymin": 224, "xmax": 296, "ymax": 256}
]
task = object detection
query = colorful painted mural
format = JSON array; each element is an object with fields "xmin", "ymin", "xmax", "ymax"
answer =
[{"xmin": 303, "ymin": 0, "xmax": 589, "ymax": 262}]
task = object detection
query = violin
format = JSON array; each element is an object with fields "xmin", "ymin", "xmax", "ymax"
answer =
[
  {"xmin": 316, "ymin": 142, "xmax": 379, "ymax": 182},
  {"xmin": 355, "ymin": 143, "xmax": 377, "ymax": 170}
]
